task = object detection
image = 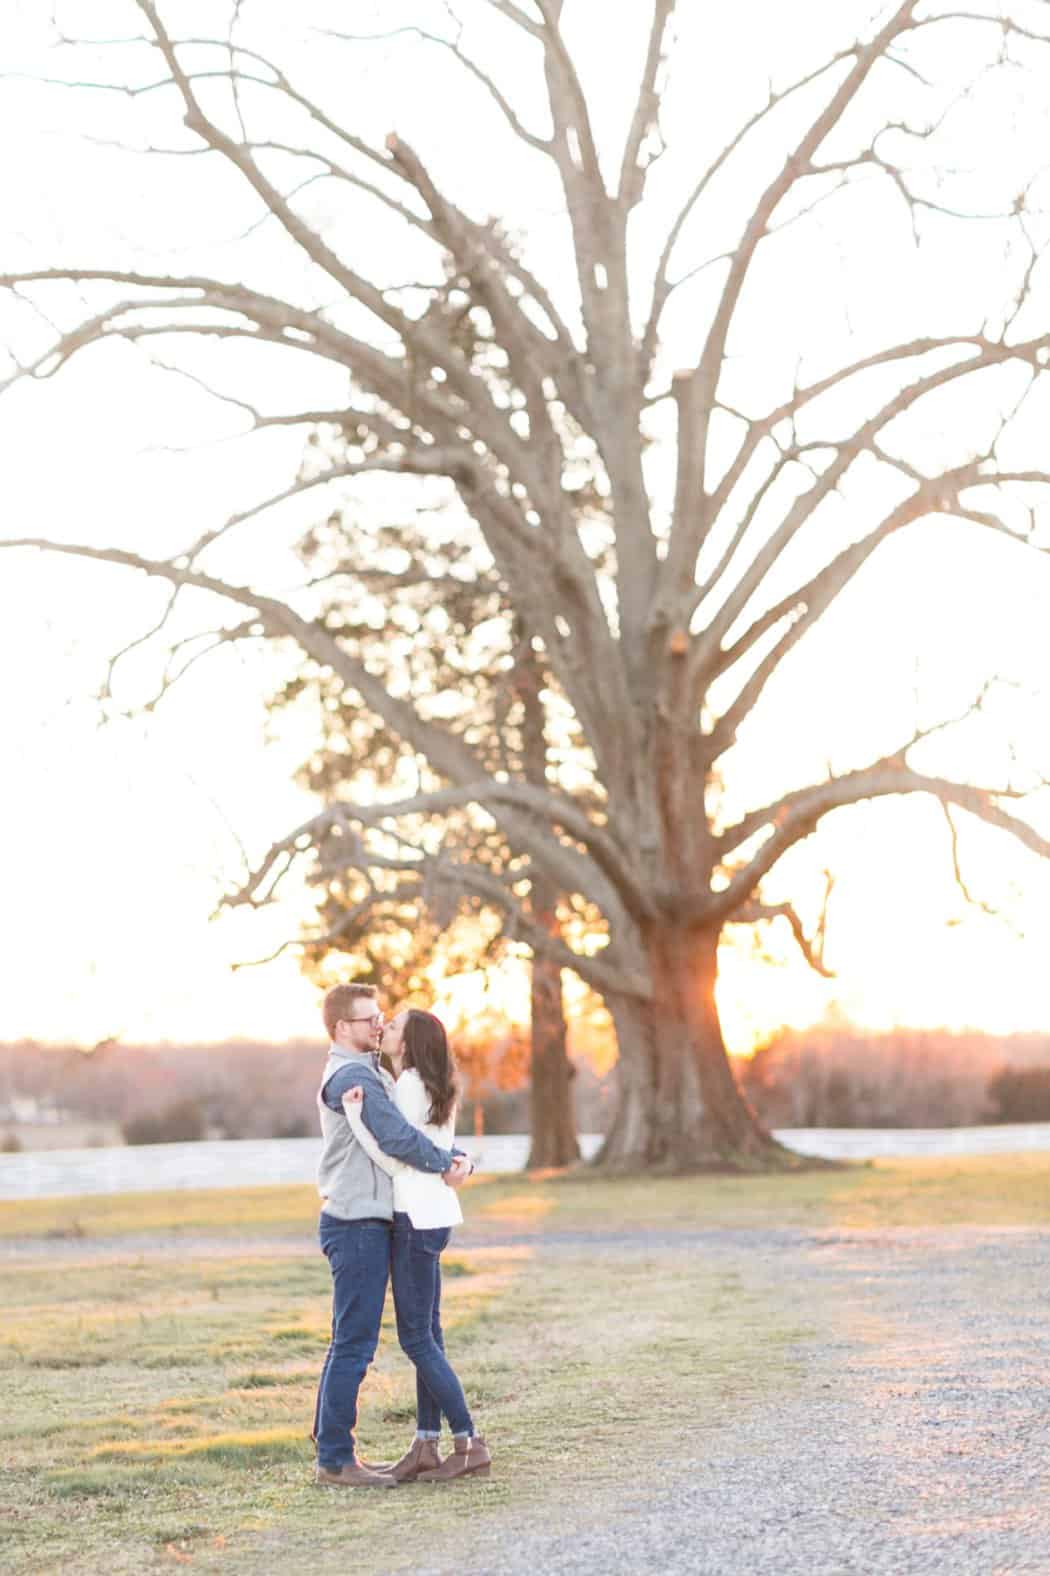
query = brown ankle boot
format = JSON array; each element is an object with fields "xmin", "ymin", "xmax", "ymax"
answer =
[
  {"xmin": 315, "ymin": 1456, "xmax": 398, "ymax": 1488},
  {"xmin": 417, "ymin": 1433, "xmax": 491, "ymax": 1482},
  {"xmin": 377, "ymin": 1436, "xmax": 442, "ymax": 1484}
]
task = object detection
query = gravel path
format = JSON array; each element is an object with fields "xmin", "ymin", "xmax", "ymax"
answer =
[
  {"xmin": 9, "ymin": 1220, "xmax": 1049, "ymax": 1572},
  {"xmin": 436, "ymin": 1225, "xmax": 1050, "ymax": 1576}
]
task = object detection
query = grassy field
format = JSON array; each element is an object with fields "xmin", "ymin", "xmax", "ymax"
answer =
[
  {"xmin": 4, "ymin": 1154, "xmax": 1050, "ymax": 1574},
  {"xmin": 5, "ymin": 1150, "xmax": 1050, "ymax": 1244}
]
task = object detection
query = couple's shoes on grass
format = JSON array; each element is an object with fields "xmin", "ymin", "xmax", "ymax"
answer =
[
  {"xmin": 315, "ymin": 1458, "xmax": 398, "ymax": 1489},
  {"xmin": 316, "ymin": 1434, "xmax": 492, "ymax": 1488},
  {"xmin": 382, "ymin": 1433, "xmax": 492, "ymax": 1484}
]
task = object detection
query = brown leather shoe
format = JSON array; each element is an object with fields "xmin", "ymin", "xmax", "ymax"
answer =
[
  {"xmin": 376, "ymin": 1436, "xmax": 442, "ymax": 1483},
  {"xmin": 416, "ymin": 1433, "xmax": 491, "ymax": 1482},
  {"xmin": 315, "ymin": 1457, "xmax": 398, "ymax": 1488}
]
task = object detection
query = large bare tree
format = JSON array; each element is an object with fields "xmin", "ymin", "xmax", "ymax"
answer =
[{"xmin": 5, "ymin": 0, "xmax": 1050, "ymax": 1168}]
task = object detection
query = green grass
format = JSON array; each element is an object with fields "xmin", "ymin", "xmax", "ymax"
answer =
[
  {"xmin": 2, "ymin": 1154, "xmax": 1049, "ymax": 1572},
  {"xmin": 0, "ymin": 1181, "xmax": 319, "ymax": 1241},
  {"xmin": 1, "ymin": 1203, "xmax": 798, "ymax": 1573},
  {"xmin": 466, "ymin": 1151, "xmax": 1050, "ymax": 1232},
  {"xmin": 6, "ymin": 1151, "xmax": 1050, "ymax": 1248},
  {"xmin": 1, "ymin": 1248, "xmax": 797, "ymax": 1573}
]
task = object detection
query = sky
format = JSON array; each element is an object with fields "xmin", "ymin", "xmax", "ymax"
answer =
[{"xmin": 2, "ymin": 0, "xmax": 1050, "ymax": 1051}]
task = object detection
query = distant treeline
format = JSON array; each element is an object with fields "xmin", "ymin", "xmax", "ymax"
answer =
[
  {"xmin": 0, "ymin": 1037, "xmax": 615, "ymax": 1145},
  {"xmin": 0, "ymin": 1039, "xmax": 324, "ymax": 1144},
  {"xmin": 3, "ymin": 1029, "xmax": 1049, "ymax": 1147},
  {"xmin": 736, "ymin": 1028, "xmax": 1050, "ymax": 1129}
]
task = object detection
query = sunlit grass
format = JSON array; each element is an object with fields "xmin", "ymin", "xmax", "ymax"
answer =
[
  {"xmin": 4, "ymin": 1155, "xmax": 1047, "ymax": 1571},
  {"xmin": 475, "ymin": 1188, "xmax": 557, "ymax": 1225},
  {"xmin": 822, "ymin": 1152, "xmax": 1050, "ymax": 1229},
  {"xmin": 1, "ymin": 1194, "xmax": 801, "ymax": 1575},
  {"xmin": 5, "ymin": 1154, "xmax": 1050, "ymax": 1251},
  {"xmin": 467, "ymin": 1152, "xmax": 1050, "ymax": 1232},
  {"xmin": 0, "ymin": 1181, "xmax": 318, "ymax": 1240}
]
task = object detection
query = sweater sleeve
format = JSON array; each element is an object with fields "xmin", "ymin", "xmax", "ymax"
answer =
[
  {"xmin": 346, "ymin": 1070, "xmax": 428, "ymax": 1175},
  {"xmin": 344, "ymin": 1098, "xmax": 409, "ymax": 1178},
  {"xmin": 322, "ymin": 1064, "xmax": 453, "ymax": 1172}
]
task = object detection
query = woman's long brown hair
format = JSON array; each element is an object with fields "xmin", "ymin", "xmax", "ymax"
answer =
[{"xmin": 401, "ymin": 1010, "xmax": 459, "ymax": 1128}]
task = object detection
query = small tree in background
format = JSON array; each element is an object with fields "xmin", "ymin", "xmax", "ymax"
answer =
[{"xmin": 275, "ymin": 507, "xmax": 581, "ymax": 1165}]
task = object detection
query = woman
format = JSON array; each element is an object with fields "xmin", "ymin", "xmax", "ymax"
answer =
[{"xmin": 343, "ymin": 1008, "xmax": 491, "ymax": 1483}]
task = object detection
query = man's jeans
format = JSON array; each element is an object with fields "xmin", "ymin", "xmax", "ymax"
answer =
[
  {"xmin": 313, "ymin": 1214, "xmax": 391, "ymax": 1469},
  {"xmin": 391, "ymin": 1211, "xmax": 473, "ymax": 1437}
]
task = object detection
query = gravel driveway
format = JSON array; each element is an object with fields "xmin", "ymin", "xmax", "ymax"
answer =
[
  {"xmin": 440, "ymin": 1224, "xmax": 1050, "ymax": 1576},
  {"xmin": 9, "ymin": 1221, "xmax": 1047, "ymax": 1573}
]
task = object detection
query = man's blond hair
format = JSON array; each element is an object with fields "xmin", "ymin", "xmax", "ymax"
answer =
[{"xmin": 323, "ymin": 983, "xmax": 378, "ymax": 1040}]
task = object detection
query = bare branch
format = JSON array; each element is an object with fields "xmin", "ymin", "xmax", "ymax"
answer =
[
  {"xmin": 664, "ymin": 3, "xmax": 924, "ymax": 608},
  {"xmin": 940, "ymin": 801, "xmax": 1003, "ymax": 922},
  {"xmin": 97, "ymin": 583, "xmax": 183, "ymax": 707},
  {"xmin": 708, "ymin": 756, "xmax": 1044, "ymax": 926},
  {"xmin": 721, "ymin": 679, "xmax": 1005, "ymax": 855},
  {"xmin": 111, "ymin": 618, "xmax": 263, "ymax": 720},
  {"xmin": 242, "ymin": 138, "xmax": 438, "ymax": 240},
  {"xmin": 706, "ymin": 335, "xmax": 985, "ymax": 527},
  {"xmin": 231, "ymin": 893, "xmax": 381, "ymax": 971},
  {"xmin": 485, "ymin": 0, "xmax": 545, "ymax": 41},
  {"xmin": 692, "ymin": 0, "xmax": 920, "ymax": 388},
  {"xmin": 693, "ymin": 342, "xmax": 1050, "ymax": 698},
  {"xmin": 255, "ymin": 779, "xmax": 650, "ymax": 922},
  {"xmin": 126, "ymin": 5, "xmax": 539, "ymax": 476},
  {"xmin": 3, "ymin": 534, "xmax": 497, "ymax": 793},
  {"xmin": 1, "ymin": 529, "xmax": 638, "ymax": 930},
  {"xmin": 305, "ymin": 833, "xmax": 650, "ymax": 999},
  {"xmin": 317, "ymin": 21, "xmax": 551, "ymax": 152},
  {"xmin": 707, "ymin": 451, "xmax": 1050, "ymax": 759},
  {"xmin": 729, "ymin": 895, "xmax": 834, "ymax": 978},
  {"xmin": 617, "ymin": 0, "xmax": 675, "ymax": 210},
  {"xmin": 181, "ymin": 447, "xmax": 479, "ymax": 564},
  {"xmin": 641, "ymin": 41, "xmax": 857, "ymax": 374}
]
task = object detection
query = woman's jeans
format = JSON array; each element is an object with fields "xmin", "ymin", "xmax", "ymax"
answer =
[
  {"xmin": 391, "ymin": 1211, "xmax": 474, "ymax": 1437},
  {"xmin": 313, "ymin": 1214, "xmax": 391, "ymax": 1469}
]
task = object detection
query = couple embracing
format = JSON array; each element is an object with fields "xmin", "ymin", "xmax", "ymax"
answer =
[{"xmin": 312, "ymin": 982, "xmax": 491, "ymax": 1487}]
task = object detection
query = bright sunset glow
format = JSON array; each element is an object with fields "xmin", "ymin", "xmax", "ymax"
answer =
[{"xmin": 3, "ymin": 0, "xmax": 1050, "ymax": 1056}]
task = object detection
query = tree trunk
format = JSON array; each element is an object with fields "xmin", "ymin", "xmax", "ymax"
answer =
[
  {"xmin": 597, "ymin": 924, "xmax": 796, "ymax": 1172},
  {"xmin": 515, "ymin": 617, "xmax": 581, "ymax": 1171},
  {"xmin": 526, "ymin": 953, "xmax": 581, "ymax": 1169}
]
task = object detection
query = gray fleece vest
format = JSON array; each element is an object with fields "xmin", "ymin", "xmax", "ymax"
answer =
[{"xmin": 316, "ymin": 1048, "xmax": 395, "ymax": 1222}]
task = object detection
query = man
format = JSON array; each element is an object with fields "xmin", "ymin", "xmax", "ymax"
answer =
[{"xmin": 312, "ymin": 981, "xmax": 470, "ymax": 1488}]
